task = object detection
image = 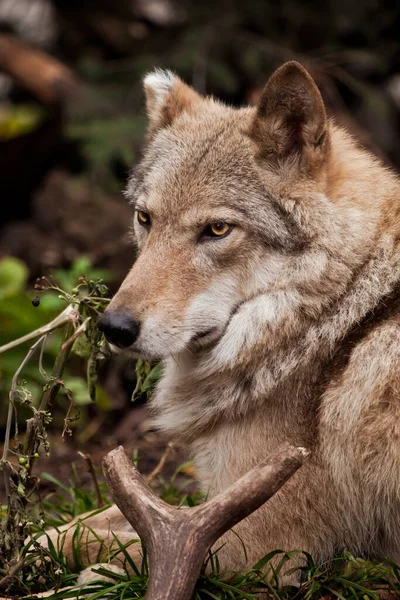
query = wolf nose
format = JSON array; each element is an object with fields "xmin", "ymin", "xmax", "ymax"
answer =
[{"xmin": 97, "ymin": 312, "xmax": 140, "ymax": 349}]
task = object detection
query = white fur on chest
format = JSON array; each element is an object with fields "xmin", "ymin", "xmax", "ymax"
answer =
[{"xmin": 190, "ymin": 417, "xmax": 292, "ymax": 495}]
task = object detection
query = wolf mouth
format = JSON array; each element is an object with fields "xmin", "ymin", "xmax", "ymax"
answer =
[
  {"xmin": 189, "ymin": 301, "xmax": 246, "ymax": 349},
  {"xmin": 189, "ymin": 326, "xmax": 230, "ymax": 353},
  {"xmin": 190, "ymin": 327, "xmax": 218, "ymax": 343}
]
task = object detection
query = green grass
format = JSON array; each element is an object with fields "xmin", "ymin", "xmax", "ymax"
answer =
[{"xmin": 2, "ymin": 460, "xmax": 399, "ymax": 600}]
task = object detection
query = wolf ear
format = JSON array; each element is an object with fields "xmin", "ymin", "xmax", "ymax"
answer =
[
  {"xmin": 250, "ymin": 61, "xmax": 329, "ymax": 171},
  {"xmin": 144, "ymin": 69, "xmax": 200, "ymax": 137}
]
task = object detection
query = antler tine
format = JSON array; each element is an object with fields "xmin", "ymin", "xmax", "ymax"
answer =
[
  {"xmin": 102, "ymin": 447, "xmax": 175, "ymax": 543},
  {"xmin": 102, "ymin": 443, "xmax": 309, "ymax": 600}
]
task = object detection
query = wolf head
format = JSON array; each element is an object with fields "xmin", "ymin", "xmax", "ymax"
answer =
[{"xmin": 98, "ymin": 62, "xmax": 381, "ymax": 362}]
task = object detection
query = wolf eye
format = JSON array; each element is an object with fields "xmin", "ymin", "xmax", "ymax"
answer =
[
  {"xmin": 137, "ymin": 210, "xmax": 151, "ymax": 226},
  {"xmin": 202, "ymin": 222, "xmax": 232, "ymax": 239}
]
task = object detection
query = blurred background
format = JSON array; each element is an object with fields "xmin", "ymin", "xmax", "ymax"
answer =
[{"xmin": 1, "ymin": 0, "xmax": 400, "ymax": 488}]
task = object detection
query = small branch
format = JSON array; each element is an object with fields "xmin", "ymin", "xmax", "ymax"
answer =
[
  {"xmin": 23, "ymin": 321, "xmax": 76, "ymax": 471},
  {"xmin": 38, "ymin": 335, "xmax": 49, "ymax": 379},
  {"xmin": 145, "ymin": 442, "xmax": 175, "ymax": 486},
  {"xmin": 0, "ymin": 305, "xmax": 79, "ymax": 355},
  {"xmin": 0, "ymin": 558, "xmax": 25, "ymax": 590},
  {"xmin": 2, "ymin": 335, "xmax": 46, "ymax": 464},
  {"xmin": 38, "ymin": 322, "xmax": 76, "ymax": 413},
  {"xmin": 77, "ymin": 452, "xmax": 104, "ymax": 508},
  {"xmin": 103, "ymin": 443, "xmax": 309, "ymax": 600},
  {"xmin": 61, "ymin": 317, "xmax": 91, "ymax": 351},
  {"xmin": 0, "ymin": 34, "xmax": 80, "ymax": 104}
]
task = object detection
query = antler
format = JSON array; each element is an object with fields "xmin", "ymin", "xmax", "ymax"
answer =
[{"xmin": 102, "ymin": 443, "xmax": 309, "ymax": 600}]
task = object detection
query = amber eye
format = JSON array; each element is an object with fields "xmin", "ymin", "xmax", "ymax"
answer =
[
  {"xmin": 206, "ymin": 221, "xmax": 232, "ymax": 238},
  {"xmin": 137, "ymin": 210, "xmax": 151, "ymax": 226}
]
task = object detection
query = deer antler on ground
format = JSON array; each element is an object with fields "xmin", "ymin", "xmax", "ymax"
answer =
[{"xmin": 102, "ymin": 442, "xmax": 310, "ymax": 600}]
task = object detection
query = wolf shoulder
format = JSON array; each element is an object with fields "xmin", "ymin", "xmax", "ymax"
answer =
[{"xmin": 320, "ymin": 315, "xmax": 400, "ymax": 479}]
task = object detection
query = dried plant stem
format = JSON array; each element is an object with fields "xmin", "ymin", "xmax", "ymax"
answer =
[
  {"xmin": 0, "ymin": 305, "xmax": 78, "ymax": 355},
  {"xmin": 2, "ymin": 335, "xmax": 46, "ymax": 464},
  {"xmin": 77, "ymin": 451, "xmax": 104, "ymax": 508},
  {"xmin": 61, "ymin": 317, "xmax": 91, "ymax": 350},
  {"xmin": 145, "ymin": 442, "xmax": 175, "ymax": 486},
  {"xmin": 1, "ymin": 318, "xmax": 77, "ymax": 467},
  {"xmin": 25, "ymin": 321, "xmax": 76, "ymax": 463},
  {"xmin": 39, "ymin": 322, "xmax": 76, "ymax": 412},
  {"xmin": 0, "ymin": 558, "xmax": 25, "ymax": 590},
  {"xmin": 38, "ymin": 334, "xmax": 49, "ymax": 378}
]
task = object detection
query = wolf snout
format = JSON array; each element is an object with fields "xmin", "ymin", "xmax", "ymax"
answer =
[{"xmin": 97, "ymin": 311, "xmax": 140, "ymax": 349}]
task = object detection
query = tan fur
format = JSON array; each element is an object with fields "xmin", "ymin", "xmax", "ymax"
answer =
[
  {"xmin": 38, "ymin": 504, "xmax": 143, "ymax": 580},
  {"xmin": 42, "ymin": 62, "xmax": 400, "ymax": 582}
]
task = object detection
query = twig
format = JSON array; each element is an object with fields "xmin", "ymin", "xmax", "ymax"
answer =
[
  {"xmin": 103, "ymin": 443, "xmax": 309, "ymax": 600},
  {"xmin": 145, "ymin": 442, "xmax": 175, "ymax": 486},
  {"xmin": 1, "ymin": 335, "xmax": 46, "ymax": 464},
  {"xmin": 0, "ymin": 34, "xmax": 79, "ymax": 104},
  {"xmin": 61, "ymin": 317, "xmax": 91, "ymax": 350},
  {"xmin": 0, "ymin": 558, "xmax": 25, "ymax": 590},
  {"xmin": 0, "ymin": 305, "xmax": 79, "ymax": 355},
  {"xmin": 77, "ymin": 452, "xmax": 104, "ymax": 508},
  {"xmin": 38, "ymin": 334, "xmax": 48, "ymax": 379},
  {"xmin": 38, "ymin": 324, "xmax": 76, "ymax": 413},
  {"xmin": 61, "ymin": 396, "xmax": 77, "ymax": 439},
  {"xmin": 24, "ymin": 320, "xmax": 76, "ymax": 467}
]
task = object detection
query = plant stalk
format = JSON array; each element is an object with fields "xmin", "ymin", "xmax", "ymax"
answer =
[{"xmin": 0, "ymin": 304, "xmax": 78, "ymax": 355}]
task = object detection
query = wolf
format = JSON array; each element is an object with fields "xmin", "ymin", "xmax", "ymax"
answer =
[{"xmin": 47, "ymin": 61, "xmax": 400, "ymax": 583}]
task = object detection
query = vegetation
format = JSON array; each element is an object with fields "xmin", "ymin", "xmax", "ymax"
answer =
[{"xmin": 0, "ymin": 265, "xmax": 110, "ymax": 564}]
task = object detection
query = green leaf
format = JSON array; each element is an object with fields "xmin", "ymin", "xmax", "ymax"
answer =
[
  {"xmin": 141, "ymin": 363, "xmax": 163, "ymax": 393},
  {"xmin": 71, "ymin": 334, "xmax": 92, "ymax": 359},
  {"xmin": 40, "ymin": 470, "xmax": 70, "ymax": 492},
  {"xmin": 0, "ymin": 257, "xmax": 28, "ymax": 299}
]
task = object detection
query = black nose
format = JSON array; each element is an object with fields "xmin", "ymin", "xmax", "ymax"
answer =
[{"xmin": 97, "ymin": 311, "xmax": 140, "ymax": 349}]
